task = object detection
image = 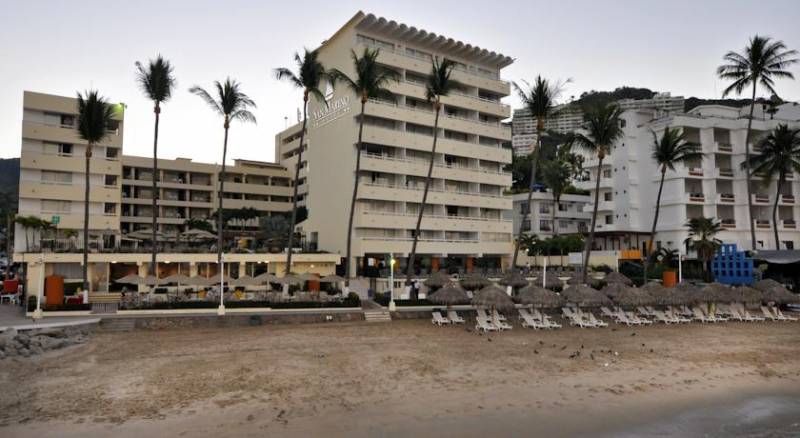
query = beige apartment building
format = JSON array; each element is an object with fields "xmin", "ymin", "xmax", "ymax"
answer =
[
  {"xmin": 275, "ymin": 11, "xmax": 515, "ymax": 275},
  {"xmin": 16, "ymin": 91, "xmax": 292, "ymax": 252}
]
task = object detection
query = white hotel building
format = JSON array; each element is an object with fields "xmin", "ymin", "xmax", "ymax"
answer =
[
  {"xmin": 575, "ymin": 102, "xmax": 800, "ymax": 255},
  {"xmin": 275, "ymin": 11, "xmax": 515, "ymax": 275}
]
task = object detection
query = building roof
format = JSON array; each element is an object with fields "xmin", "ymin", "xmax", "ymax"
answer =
[{"xmin": 330, "ymin": 11, "xmax": 514, "ymax": 69}]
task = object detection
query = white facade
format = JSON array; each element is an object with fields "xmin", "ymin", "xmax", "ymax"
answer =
[
  {"xmin": 575, "ymin": 102, "xmax": 800, "ymax": 255},
  {"xmin": 506, "ymin": 191, "xmax": 591, "ymax": 238}
]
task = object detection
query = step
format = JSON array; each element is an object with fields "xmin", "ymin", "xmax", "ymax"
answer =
[
  {"xmin": 100, "ymin": 318, "xmax": 136, "ymax": 332},
  {"xmin": 364, "ymin": 311, "xmax": 391, "ymax": 323}
]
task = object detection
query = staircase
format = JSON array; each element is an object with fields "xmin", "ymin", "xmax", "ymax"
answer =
[
  {"xmin": 100, "ymin": 318, "xmax": 136, "ymax": 332},
  {"xmin": 363, "ymin": 310, "xmax": 392, "ymax": 323}
]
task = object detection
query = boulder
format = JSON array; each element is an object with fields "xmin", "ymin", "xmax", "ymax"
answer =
[
  {"xmin": 0, "ymin": 350, "xmax": 5, "ymax": 360},
  {"xmin": 29, "ymin": 345, "xmax": 44, "ymax": 355},
  {"xmin": 14, "ymin": 333, "xmax": 31, "ymax": 347},
  {"xmin": 18, "ymin": 347, "xmax": 30, "ymax": 357}
]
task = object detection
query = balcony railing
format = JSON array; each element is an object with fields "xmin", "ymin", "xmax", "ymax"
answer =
[
  {"xmin": 361, "ymin": 182, "xmax": 507, "ymax": 200},
  {"xmin": 780, "ymin": 195, "xmax": 795, "ymax": 204},
  {"xmin": 362, "ymin": 210, "xmax": 511, "ymax": 224},
  {"xmin": 718, "ymin": 168, "xmax": 734, "ymax": 178},
  {"xmin": 753, "ymin": 194, "xmax": 770, "ymax": 204},
  {"xmin": 688, "ymin": 192, "xmax": 705, "ymax": 202},
  {"xmin": 688, "ymin": 167, "xmax": 704, "ymax": 177},
  {"xmin": 716, "ymin": 142, "xmax": 733, "ymax": 152},
  {"xmin": 721, "ymin": 219, "xmax": 736, "ymax": 229},
  {"xmin": 782, "ymin": 219, "xmax": 797, "ymax": 229},
  {"xmin": 755, "ymin": 219, "xmax": 771, "ymax": 229},
  {"xmin": 362, "ymin": 153, "xmax": 511, "ymax": 177},
  {"xmin": 718, "ymin": 193, "xmax": 735, "ymax": 203}
]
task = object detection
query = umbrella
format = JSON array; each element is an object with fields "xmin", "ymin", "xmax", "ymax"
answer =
[
  {"xmin": 472, "ymin": 285, "xmax": 515, "ymax": 311},
  {"xmin": 428, "ymin": 283, "xmax": 470, "ymax": 306},
  {"xmin": 115, "ymin": 274, "xmax": 143, "ymax": 285},
  {"xmin": 674, "ymin": 282, "xmax": 703, "ymax": 305},
  {"xmin": 230, "ymin": 275, "xmax": 260, "ymax": 287},
  {"xmin": 126, "ymin": 229, "xmax": 165, "ymax": 241},
  {"xmin": 603, "ymin": 271, "xmax": 634, "ymax": 286},
  {"xmin": 601, "ymin": 282, "xmax": 633, "ymax": 299},
  {"xmin": 567, "ymin": 275, "xmax": 601, "ymax": 288},
  {"xmin": 701, "ymin": 282, "xmax": 736, "ymax": 303},
  {"xmin": 159, "ymin": 274, "xmax": 191, "ymax": 285},
  {"xmin": 753, "ymin": 278, "xmax": 786, "ymax": 293},
  {"xmin": 459, "ymin": 275, "xmax": 492, "ymax": 291},
  {"xmin": 607, "ymin": 287, "xmax": 654, "ymax": 307},
  {"xmin": 543, "ymin": 274, "xmax": 564, "ymax": 291},
  {"xmin": 320, "ymin": 274, "xmax": 346, "ymax": 283},
  {"xmin": 275, "ymin": 275, "xmax": 302, "ymax": 285},
  {"xmin": 734, "ymin": 286, "xmax": 764, "ymax": 305},
  {"xmin": 762, "ymin": 287, "xmax": 800, "ymax": 304},
  {"xmin": 562, "ymin": 284, "xmax": 612, "ymax": 307},
  {"xmin": 499, "ymin": 271, "xmax": 528, "ymax": 289},
  {"xmin": 135, "ymin": 275, "xmax": 160, "ymax": 286},
  {"xmin": 180, "ymin": 228, "xmax": 216, "ymax": 240},
  {"xmin": 255, "ymin": 273, "xmax": 280, "ymax": 284},
  {"xmin": 640, "ymin": 282, "xmax": 678, "ymax": 306},
  {"xmin": 297, "ymin": 272, "xmax": 320, "ymax": 282},
  {"xmin": 186, "ymin": 276, "xmax": 214, "ymax": 286},
  {"xmin": 424, "ymin": 271, "xmax": 452, "ymax": 288},
  {"xmin": 515, "ymin": 285, "xmax": 564, "ymax": 308}
]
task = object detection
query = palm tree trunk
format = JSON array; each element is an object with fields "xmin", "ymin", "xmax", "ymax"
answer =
[
  {"xmin": 512, "ymin": 132, "xmax": 542, "ymax": 269},
  {"xmin": 554, "ymin": 193, "xmax": 563, "ymax": 266},
  {"xmin": 405, "ymin": 105, "xmax": 441, "ymax": 284},
  {"xmin": 285, "ymin": 95, "xmax": 308, "ymax": 275},
  {"xmin": 82, "ymin": 143, "xmax": 92, "ymax": 294},
  {"xmin": 772, "ymin": 177, "xmax": 783, "ymax": 249},
  {"xmin": 644, "ymin": 169, "xmax": 666, "ymax": 283},
  {"xmin": 217, "ymin": 122, "xmax": 229, "ymax": 284},
  {"xmin": 582, "ymin": 155, "xmax": 604, "ymax": 283},
  {"xmin": 743, "ymin": 84, "xmax": 757, "ymax": 250},
  {"xmin": 345, "ymin": 99, "xmax": 366, "ymax": 286},
  {"xmin": 150, "ymin": 105, "xmax": 160, "ymax": 277}
]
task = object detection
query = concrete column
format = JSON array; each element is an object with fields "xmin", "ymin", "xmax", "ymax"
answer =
[
  {"xmin": 189, "ymin": 262, "xmax": 198, "ymax": 277},
  {"xmin": 239, "ymin": 262, "xmax": 247, "ymax": 278},
  {"xmin": 137, "ymin": 263, "xmax": 147, "ymax": 292}
]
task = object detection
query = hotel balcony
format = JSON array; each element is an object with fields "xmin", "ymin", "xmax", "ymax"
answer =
[
  {"xmin": 583, "ymin": 156, "xmax": 611, "ymax": 169},
  {"xmin": 715, "ymin": 168, "xmax": 734, "ymax": 179},
  {"xmin": 755, "ymin": 219, "xmax": 771, "ymax": 229},
  {"xmin": 716, "ymin": 193, "xmax": 735, "ymax": 204},
  {"xmin": 687, "ymin": 192, "xmax": 706, "ymax": 204},
  {"xmin": 715, "ymin": 142, "xmax": 733, "ymax": 153},
  {"xmin": 357, "ymin": 236, "xmax": 511, "ymax": 256},
  {"xmin": 357, "ymin": 181, "xmax": 511, "ymax": 210},
  {"xmin": 720, "ymin": 219, "xmax": 736, "ymax": 229},
  {"xmin": 360, "ymin": 154, "xmax": 512, "ymax": 186},
  {"xmin": 687, "ymin": 167, "xmax": 704, "ymax": 178},
  {"xmin": 752, "ymin": 194, "xmax": 770, "ymax": 205},
  {"xmin": 582, "ymin": 200, "xmax": 615, "ymax": 213},
  {"xmin": 356, "ymin": 211, "xmax": 513, "ymax": 233},
  {"xmin": 574, "ymin": 178, "xmax": 612, "ymax": 191},
  {"xmin": 781, "ymin": 219, "xmax": 797, "ymax": 230},
  {"xmin": 780, "ymin": 194, "xmax": 795, "ymax": 205}
]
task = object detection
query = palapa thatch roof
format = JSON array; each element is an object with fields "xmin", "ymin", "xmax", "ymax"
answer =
[
  {"xmin": 701, "ymin": 282, "xmax": 736, "ymax": 303},
  {"xmin": 609, "ymin": 287, "xmax": 654, "ymax": 307},
  {"xmin": 424, "ymin": 270, "xmax": 452, "ymax": 288},
  {"xmin": 472, "ymin": 285, "xmax": 515, "ymax": 310},
  {"xmin": 296, "ymin": 272, "xmax": 320, "ymax": 281},
  {"xmin": 734, "ymin": 286, "xmax": 764, "ymax": 305},
  {"xmin": 603, "ymin": 271, "xmax": 634, "ymax": 286},
  {"xmin": 600, "ymin": 282, "xmax": 632, "ymax": 299},
  {"xmin": 762, "ymin": 287, "xmax": 800, "ymax": 304},
  {"xmin": 562, "ymin": 284, "xmax": 612, "ymax": 307},
  {"xmin": 567, "ymin": 275, "xmax": 602, "ymax": 288},
  {"xmin": 459, "ymin": 275, "xmax": 493, "ymax": 291},
  {"xmin": 499, "ymin": 270, "xmax": 528, "ymax": 288},
  {"xmin": 115, "ymin": 274, "xmax": 143, "ymax": 285},
  {"xmin": 428, "ymin": 283, "xmax": 470, "ymax": 305},
  {"xmin": 229, "ymin": 275, "xmax": 260, "ymax": 287},
  {"xmin": 515, "ymin": 285, "xmax": 565, "ymax": 308},
  {"xmin": 753, "ymin": 278, "xmax": 786, "ymax": 292},
  {"xmin": 275, "ymin": 275, "xmax": 302, "ymax": 285},
  {"xmin": 159, "ymin": 274, "xmax": 191, "ymax": 285},
  {"xmin": 319, "ymin": 274, "xmax": 345, "ymax": 283},
  {"xmin": 639, "ymin": 282, "xmax": 680, "ymax": 305},
  {"xmin": 543, "ymin": 274, "xmax": 565, "ymax": 291},
  {"xmin": 255, "ymin": 273, "xmax": 280, "ymax": 283}
]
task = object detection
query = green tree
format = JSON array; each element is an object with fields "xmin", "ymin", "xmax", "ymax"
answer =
[
  {"xmin": 511, "ymin": 76, "xmax": 567, "ymax": 269},
  {"xmin": 275, "ymin": 49, "xmax": 330, "ymax": 274},
  {"xmin": 189, "ymin": 79, "xmax": 256, "ymax": 280},
  {"xmin": 329, "ymin": 47, "xmax": 400, "ymax": 285},
  {"xmin": 135, "ymin": 55, "xmax": 177, "ymax": 277},
  {"xmin": 717, "ymin": 35, "xmax": 798, "ymax": 250},
  {"xmin": 76, "ymin": 90, "xmax": 116, "ymax": 293},
  {"xmin": 404, "ymin": 58, "xmax": 456, "ymax": 284},
  {"xmin": 645, "ymin": 127, "xmax": 701, "ymax": 281},
  {"xmin": 183, "ymin": 218, "xmax": 214, "ymax": 233},
  {"xmin": 743, "ymin": 124, "xmax": 800, "ymax": 249},
  {"xmin": 565, "ymin": 103, "xmax": 625, "ymax": 283},
  {"xmin": 685, "ymin": 217, "xmax": 722, "ymax": 281}
]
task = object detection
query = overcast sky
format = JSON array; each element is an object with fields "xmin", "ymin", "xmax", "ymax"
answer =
[{"xmin": 1, "ymin": 0, "xmax": 799, "ymax": 163}]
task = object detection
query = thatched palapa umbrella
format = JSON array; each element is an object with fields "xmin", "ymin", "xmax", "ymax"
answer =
[
  {"xmin": 600, "ymin": 282, "xmax": 633, "ymax": 299},
  {"xmin": 701, "ymin": 282, "xmax": 736, "ymax": 303},
  {"xmin": 320, "ymin": 274, "xmax": 345, "ymax": 283},
  {"xmin": 515, "ymin": 284, "xmax": 564, "ymax": 309},
  {"xmin": 543, "ymin": 274, "xmax": 564, "ymax": 292},
  {"xmin": 762, "ymin": 287, "xmax": 800, "ymax": 304},
  {"xmin": 569, "ymin": 275, "xmax": 601, "ymax": 289},
  {"xmin": 562, "ymin": 284, "xmax": 612, "ymax": 307},
  {"xmin": 115, "ymin": 274, "xmax": 143, "ymax": 285},
  {"xmin": 472, "ymin": 285, "xmax": 516, "ymax": 311},
  {"xmin": 753, "ymin": 278, "xmax": 786, "ymax": 293},
  {"xmin": 424, "ymin": 271, "xmax": 452, "ymax": 290},
  {"xmin": 608, "ymin": 287, "xmax": 654, "ymax": 308},
  {"xmin": 460, "ymin": 275, "xmax": 492, "ymax": 291},
  {"xmin": 734, "ymin": 286, "xmax": 763, "ymax": 305},
  {"xmin": 603, "ymin": 271, "xmax": 633, "ymax": 286},
  {"xmin": 428, "ymin": 283, "xmax": 470, "ymax": 308},
  {"xmin": 230, "ymin": 275, "xmax": 260, "ymax": 287},
  {"xmin": 499, "ymin": 271, "xmax": 528, "ymax": 290},
  {"xmin": 675, "ymin": 282, "xmax": 703, "ymax": 306},
  {"xmin": 640, "ymin": 282, "xmax": 679, "ymax": 306},
  {"xmin": 297, "ymin": 272, "xmax": 320, "ymax": 282}
]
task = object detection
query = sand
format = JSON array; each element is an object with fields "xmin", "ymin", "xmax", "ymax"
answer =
[{"xmin": 1, "ymin": 319, "xmax": 799, "ymax": 437}]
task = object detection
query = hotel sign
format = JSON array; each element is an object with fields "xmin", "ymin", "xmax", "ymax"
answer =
[{"xmin": 312, "ymin": 95, "xmax": 351, "ymax": 128}]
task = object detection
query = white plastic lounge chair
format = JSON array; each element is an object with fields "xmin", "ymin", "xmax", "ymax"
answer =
[
  {"xmin": 562, "ymin": 307, "xmax": 592, "ymax": 328},
  {"xmin": 734, "ymin": 303, "xmax": 763, "ymax": 322},
  {"xmin": 447, "ymin": 310, "xmax": 465, "ymax": 324},
  {"xmin": 760, "ymin": 306, "xmax": 781, "ymax": 321},
  {"xmin": 646, "ymin": 306, "xmax": 658, "ymax": 315},
  {"xmin": 692, "ymin": 307, "xmax": 713, "ymax": 323},
  {"xmin": 432, "ymin": 311, "xmax": 451, "ymax": 326},
  {"xmin": 637, "ymin": 306, "xmax": 653, "ymax": 317},
  {"xmin": 532, "ymin": 309, "xmax": 562, "ymax": 329},
  {"xmin": 476, "ymin": 308, "xmax": 491, "ymax": 321},
  {"xmin": 492, "ymin": 309, "xmax": 508, "ymax": 322},
  {"xmin": 601, "ymin": 307, "xmax": 620, "ymax": 321},
  {"xmin": 475, "ymin": 318, "xmax": 498, "ymax": 333},
  {"xmin": 680, "ymin": 305, "xmax": 694, "ymax": 317},
  {"xmin": 519, "ymin": 311, "xmax": 546, "ymax": 329},
  {"xmin": 652, "ymin": 310, "xmax": 674, "ymax": 324},
  {"xmin": 772, "ymin": 306, "xmax": 798, "ymax": 321},
  {"xmin": 585, "ymin": 312, "xmax": 608, "ymax": 327}
]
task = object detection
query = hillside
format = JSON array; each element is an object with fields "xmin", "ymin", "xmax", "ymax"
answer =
[{"xmin": 0, "ymin": 158, "xmax": 19, "ymax": 220}]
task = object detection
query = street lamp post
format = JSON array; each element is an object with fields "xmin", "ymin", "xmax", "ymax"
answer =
[
  {"xmin": 218, "ymin": 254, "xmax": 225, "ymax": 315},
  {"xmin": 32, "ymin": 253, "xmax": 44, "ymax": 319},
  {"xmin": 388, "ymin": 253, "xmax": 396, "ymax": 311}
]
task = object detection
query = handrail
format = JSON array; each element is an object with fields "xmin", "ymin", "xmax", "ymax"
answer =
[
  {"xmin": 361, "ymin": 210, "xmax": 511, "ymax": 223},
  {"xmin": 362, "ymin": 153, "xmax": 511, "ymax": 177},
  {"xmin": 361, "ymin": 182, "xmax": 508, "ymax": 199}
]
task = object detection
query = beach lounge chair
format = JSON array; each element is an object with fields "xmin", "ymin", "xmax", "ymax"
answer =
[
  {"xmin": 447, "ymin": 310, "xmax": 465, "ymax": 324},
  {"xmin": 519, "ymin": 310, "xmax": 546, "ymax": 329},
  {"xmin": 692, "ymin": 307, "xmax": 714, "ymax": 323},
  {"xmin": 476, "ymin": 308, "xmax": 491, "ymax": 321},
  {"xmin": 652, "ymin": 310, "xmax": 674, "ymax": 324},
  {"xmin": 601, "ymin": 306, "xmax": 620, "ymax": 321},
  {"xmin": 431, "ymin": 311, "xmax": 451, "ymax": 326},
  {"xmin": 636, "ymin": 306, "xmax": 654, "ymax": 317},
  {"xmin": 532, "ymin": 309, "xmax": 562, "ymax": 329},
  {"xmin": 646, "ymin": 306, "xmax": 658, "ymax": 315},
  {"xmin": 625, "ymin": 311, "xmax": 652, "ymax": 325},
  {"xmin": 492, "ymin": 309, "xmax": 508, "ymax": 322},
  {"xmin": 760, "ymin": 306, "xmax": 781, "ymax": 321},
  {"xmin": 772, "ymin": 306, "xmax": 798, "ymax": 321},
  {"xmin": 733, "ymin": 303, "xmax": 763, "ymax": 322},
  {"xmin": 585, "ymin": 312, "xmax": 608, "ymax": 327},
  {"xmin": 562, "ymin": 307, "xmax": 592, "ymax": 328},
  {"xmin": 475, "ymin": 318, "xmax": 499, "ymax": 333},
  {"xmin": 679, "ymin": 305, "xmax": 694, "ymax": 317}
]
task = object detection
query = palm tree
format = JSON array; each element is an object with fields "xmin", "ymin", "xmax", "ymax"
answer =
[
  {"xmin": 645, "ymin": 127, "xmax": 701, "ymax": 281},
  {"xmin": 542, "ymin": 144, "xmax": 582, "ymax": 239},
  {"xmin": 189, "ymin": 79, "xmax": 256, "ymax": 291},
  {"xmin": 717, "ymin": 35, "xmax": 798, "ymax": 250},
  {"xmin": 404, "ymin": 58, "xmax": 456, "ymax": 285},
  {"xmin": 135, "ymin": 55, "xmax": 176, "ymax": 278},
  {"xmin": 685, "ymin": 217, "xmax": 723, "ymax": 281},
  {"xmin": 275, "ymin": 49, "xmax": 330, "ymax": 275},
  {"xmin": 511, "ymin": 76, "xmax": 567, "ymax": 269},
  {"xmin": 565, "ymin": 103, "xmax": 625, "ymax": 283},
  {"xmin": 743, "ymin": 124, "xmax": 800, "ymax": 249},
  {"xmin": 76, "ymin": 91, "xmax": 115, "ymax": 293},
  {"xmin": 329, "ymin": 47, "xmax": 400, "ymax": 286}
]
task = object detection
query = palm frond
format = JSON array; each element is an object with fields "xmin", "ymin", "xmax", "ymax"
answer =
[
  {"xmin": 76, "ymin": 90, "xmax": 115, "ymax": 144},
  {"xmin": 135, "ymin": 55, "xmax": 176, "ymax": 103}
]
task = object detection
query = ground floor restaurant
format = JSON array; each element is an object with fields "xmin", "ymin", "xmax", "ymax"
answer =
[{"xmin": 358, "ymin": 253, "xmax": 506, "ymax": 278}]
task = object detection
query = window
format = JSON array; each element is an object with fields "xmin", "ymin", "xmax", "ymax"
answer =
[
  {"xmin": 539, "ymin": 220, "xmax": 552, "ymax": 231},
  {"xmin": 783, "ymin": 241, "xmax": 794, "ymax": 250},
  {"xmin": 539, "ymin": 203, "xmax": 552, "ymax": 214},
  {"xmin": 605, "ymin": 215, "xmax": 613, "ymax": 225},
  {"xmin": 41, "ymin": 199, "xmax": 71, "ymax": 213},
  {"xmin": 604, "ymin": 192, "xmax": 613, "ymax": 201},
  {"xmin": 558, "ymin": 203, "xmax": 568, "ymax": 212},
  {"xmin": 60, "ymin": 114, "xmax": 75, "ymax": 127},
  {"xmin": 405, "ymin": 47, "xmax": 432, "ymax": 61},
  {"xmin": 58, "ymin": 143, "xmax": 73, "ymax": 156},
  {"xmin": 106, "ymin": 147, "xmax": 119, "ymax": 159},
  {"xmin": 520, "ymin": 202, "xmax": 530, "ymax": 215},
  {"xmin": 104, "ymin": 175, "xmax": 118, "ymax": 186},
  {"xmin": 104, "ymin": 203, "xmax": 117, "ymax": 215},
  {"xmin": 559, "ymin": 220, "xmax": 569, "ymax": 229},
  {"xmin": 356, "ymin": 34, "xmax": 394, "ymax": 51},
  {"xmin": 41, "ymin": 170, "xmax": 72, "ymax": 185},
  {"xmin": 602, "ymin": 169, "xmax": 612, "ymax": 178}
]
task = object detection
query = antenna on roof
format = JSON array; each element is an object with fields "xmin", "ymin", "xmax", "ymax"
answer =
[{"xmin": 284, "ymin": 116, "xmax": 288, "ymax": 129}]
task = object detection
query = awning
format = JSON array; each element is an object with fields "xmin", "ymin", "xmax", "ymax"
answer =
[{"xmin": 752, "ymin": 250, "xmax": 800, "ymax": 264}]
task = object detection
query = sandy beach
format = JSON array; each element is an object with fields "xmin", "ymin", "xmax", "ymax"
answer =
[{"xmin": 1, "ymin": 319, "xmax": 799, "ymax": 437}]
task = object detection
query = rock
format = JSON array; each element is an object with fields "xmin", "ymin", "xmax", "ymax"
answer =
[
  {"xmin": 29, "ymin": 345, "xmax": 44, "ymax": 355},
  {"xmin": 32, "ymin": 336, "xmax": 60, "ymax": 351},
  {"xmin": 32, "ymin": 328, "xmax": 67, "ymax": 338},
  {"xmin": 0, "ymin": 350, "xmax": 5, "ymax": 360},
  {"xmin": 15, "ymin": 333, "xmax": 31, "ymax": 347},
  {"xmin": 18, "ymin": 348, "xmax": 30, "ymax": 357}
]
